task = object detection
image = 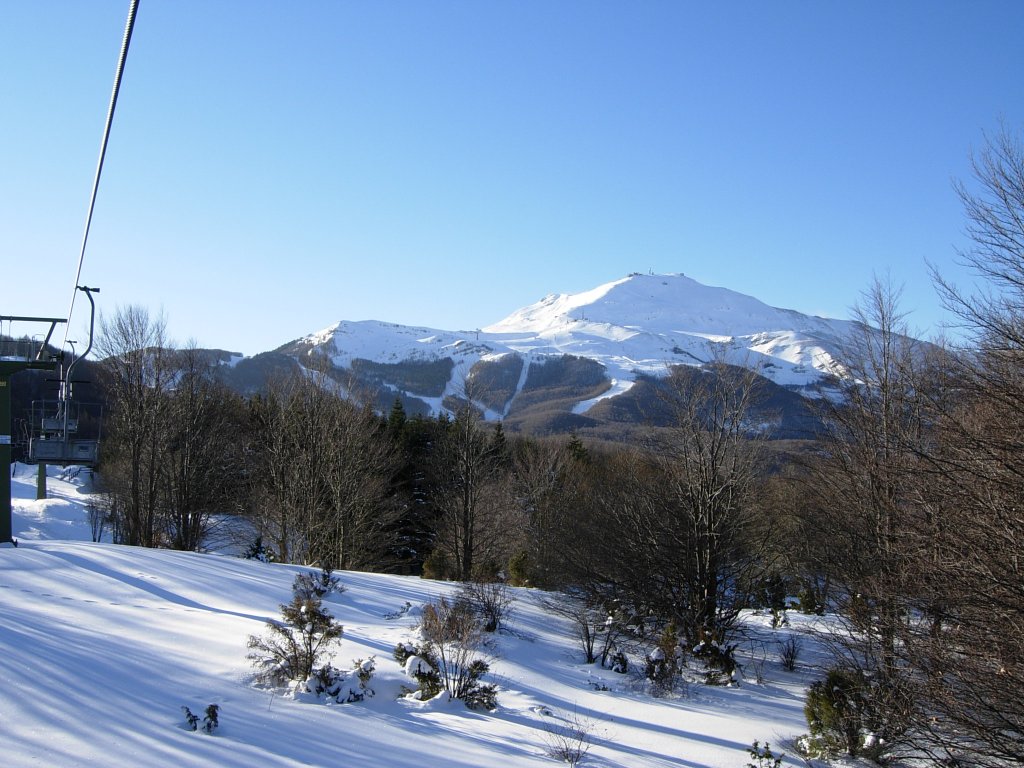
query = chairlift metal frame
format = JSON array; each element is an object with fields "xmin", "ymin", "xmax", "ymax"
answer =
[{"xmin": 27, "ymin": 287, "xmax": 102, "ymax": 468}]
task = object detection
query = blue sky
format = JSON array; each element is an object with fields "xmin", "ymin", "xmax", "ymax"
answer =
[{"xmin": 3, "ymin": 2, "xmax": 1022, "ymax": 355}]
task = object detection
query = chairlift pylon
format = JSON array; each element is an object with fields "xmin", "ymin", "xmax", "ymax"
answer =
[{"xmin": 1, "ymin": 316, "xmax": 67, "ymax": 543}]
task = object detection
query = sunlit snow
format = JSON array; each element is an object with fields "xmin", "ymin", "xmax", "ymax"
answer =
[{"xmin": 1, "ymin": 465, "xmax": 826, "ymax": 767}]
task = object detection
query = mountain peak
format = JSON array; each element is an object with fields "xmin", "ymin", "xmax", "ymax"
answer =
[
  {"xmin": 241, "ymin": 272, "xmax": 860, "ymax": 434},
  {"xmin": 483, "ymin": 271, "xmax": 830, "ymax": 338}
]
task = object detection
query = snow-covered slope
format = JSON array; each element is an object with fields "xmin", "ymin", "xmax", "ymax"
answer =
[
  {"xmin": 283, "ymin": 273, "xmax": 856, "ymax": 420},
  {"xmin": 481, "ymin": 272, "xmax": 853, "ymax": 390},
  {"xmin": 3, "ymin": 465, "xmax": 820, "ymax": 768}
]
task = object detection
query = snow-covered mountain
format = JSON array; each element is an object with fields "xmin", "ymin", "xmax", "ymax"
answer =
[{"xmin": 230, "ymin": 273, "xmax": 862, "ymax": 437}]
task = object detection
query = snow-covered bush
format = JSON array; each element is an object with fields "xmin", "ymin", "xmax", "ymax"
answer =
[
  {"xmin": 694, "ymin": 639, "xmax": 738, "ymax": 686},
  {"xmin": 644, "ymin": 647, "xmax": 672, "ymax": 692},
  {"xmin": 403, "ymin": 648, "xmax": 443, "ymax": 701},
  {"xmin": 202, "ymin": 704, "xmax": 219, "ymax": 733},
  {"xmin": 746, "ymin": 740, "xmax": 782, "ymax": 768},
  {"xmin": 384, "ymin": 601, "xmax": 414, "ymax": 621},
  {"xmin": 645, "ymin": 622, "xmax": 681, "ymax": 696},
  {"xmin": 609, "ymin": 650, "xmax": 629, "ymax": 674},
  {"xmin": 181, "ymin": 704, "xmax": 219, "ymax": 734},
  {"xmin": 247, "ymin": 573, "xmax": 344, "ymax": 686},
  {"xmin": 769, "ymin": 607, "xmax": 788, "ymax": 629},
  {"xmin": 348, "ymin": 656, "xmax": 376, "ymax": 701},
  {"xmin": 305, "ymin": 663, "xmax": 345, "ymax": 699},
  {"xmin": 393, "ymin": 641, "xmax": 416, "ymax": 666},
  {"xmin": 243, "ymin": 535, "xmax": 276, "ymax": 563},
  {"xmin": 298, "ymin": 657, "xmax": 377, "ymax": 704},
  {"xmin": 293, "ymin": 566, "xmax": 345, "ymax": 600},
  {"xmin": 406, "ymin": 597, "xmax": 498, "ymax": 710}
]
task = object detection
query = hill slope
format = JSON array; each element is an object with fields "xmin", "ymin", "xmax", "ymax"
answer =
[{"xmin": 3, "ymin": 465, "xmax": 819, "ymax": 767}]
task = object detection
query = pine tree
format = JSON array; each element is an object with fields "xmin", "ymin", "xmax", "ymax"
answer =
[
  {"xmin": 247, "ymin": 573, "xmax": 344, "ymax": 685},
  {"xmin": 387, "ymin": 397, "xmax": 407, "ymax": 436}
]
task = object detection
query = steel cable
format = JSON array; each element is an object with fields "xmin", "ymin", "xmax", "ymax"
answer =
[{"xmin": 61, "ymin": 0, "xmax": 141, "ymax": 351}]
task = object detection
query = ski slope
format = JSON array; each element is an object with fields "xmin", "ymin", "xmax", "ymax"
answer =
[{"xmin": 3, "ymin": 466, "xmax": 829, "ymax": 767}]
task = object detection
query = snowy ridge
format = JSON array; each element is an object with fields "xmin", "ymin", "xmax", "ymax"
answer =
[{"xmin": 291, "ymin": 273, "xmax": 859, "ymax": 417}]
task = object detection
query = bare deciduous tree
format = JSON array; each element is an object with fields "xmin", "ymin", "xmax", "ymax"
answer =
[
  {"xmin": 160, "ymin": 345, "xmax": 247, "ymax": 551},
  {"xmin": 96, "ymin": 306, "xmax": 172, "ymax": 547},
  {"xmin": 315, "ymin": 396, "xmax": 401, "ymax": 571},
  {"xmin": 428, "ymin": 389, "xmax": 507, "ymax": 580},
  {"xmin": 248, "ymin": 372, "xmax": 334, "ymax": 564},
  {"xmin": 908, "ymin": 125, "xmax": 1024, "ymax": 766},
  {"xmin": 248, "ymin": 368, "xmax": 400, "ymax": 568},
  {"xmin": 563, "ymin": 361, "xmax": 772, "ymax": 654}
]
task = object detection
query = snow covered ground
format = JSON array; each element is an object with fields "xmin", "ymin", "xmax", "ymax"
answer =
[{"xmin": 3, "ymin": 466, "xmax": 827, "ymax": 767}]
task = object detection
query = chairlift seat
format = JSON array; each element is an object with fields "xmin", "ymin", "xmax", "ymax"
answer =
[
  {"xmin": 29, "ymin": 437, "xmax": 98, "ymax": 466},
  {"xmin": 41, "ymin": 417, "xmax": 78, "ymax": 433}
]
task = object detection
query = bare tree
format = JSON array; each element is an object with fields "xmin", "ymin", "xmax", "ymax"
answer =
[
  {"xmin": 428, "ymin": 397, "xmax": 506, "ymax": 580},
  {"xmin": 507, "ymin": 435, "xmax": 588, "ymax": 588},
  {"xmin": 96, "ymin": 306, "xmax": 172, "ymax": 547},
  {"xmin": 159, "ymin": 345, "xmax": 247, "ymax": 551},
  {"xmin": 908, "ymin": 125, "xmax": 1024, "ymax": 766},
  {"xmin": 811, "ymin": 127, "xmax": 1024, "ymax": 763},
  {"xmin": 248, "ymin": 372, "xmax": 333, "ymax": 563},
  {"xmin": 248, "ymin": 368, "xmax": 401, "ymax": 569},
  {"xmin": 805, "ymin": 279, "xmax": 929, "ymax": 756},
  {"xmin": 314, "ymin": 394, "xmax": 401, "ymax": 571},
  {"xmin": 647, "ymin": 361, "xmax": 772, "ymax": 649},
  {"xmin": 561, "ymin": 362, "xmax": 771, "ymax": 655}
]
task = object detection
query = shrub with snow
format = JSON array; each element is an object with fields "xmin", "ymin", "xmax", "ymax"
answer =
[
  {"xmin": 645, "ymin": 622, "xmax": 681, "ymax": 696},
  {"xmin": 243, "ymin": 535, "xmax": 276, "ymax": 563},
  {"xmin": 203, "ymin": 704, "xmax": 219, "ymax": 734},
  {"xmin": 293, "ymin": 566, "xmax": 345, "ymax": 600},
  {"xmin": 247, "ymin": 573, "xmax": 344, "ymax": 687},
  {"xmin": 746, "ymin": 740, "xmax": 783, "ymax": 768},
  {"xmin": 181, "ymin": 704, "xmax": 219, "ymax": 734},
  {"xmin": 693, "ymin": 640, "xmax": 738, "ymax": 686},
  {"xmin": 346, "ymin": 656, "xmax": 377, "ymax": 702},
  {"xmin": 402, "ymin": 597, "xmax": 498, "ymax": 710},
  {"xmin": 610, "ymin": 650, "xmax": 629, "ymax": 674},
  {"xmin": 402, "ymin": 648, "xmax": 443, "ymax": 701}
]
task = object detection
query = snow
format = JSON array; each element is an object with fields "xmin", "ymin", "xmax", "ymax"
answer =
[
  {"xmin": 3, "ymin": 466, "xmax": 825, "ymax": 767},
  {"xmin": 287, "ymin": 273, "xmax": 857, "ymax": 417},
  {"xmin": 572, "ymin": 378, "xmax": 635, "ymax": 415}
]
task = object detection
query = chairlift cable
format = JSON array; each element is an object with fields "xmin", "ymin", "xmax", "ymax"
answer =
[{"xmin": 61, "ymin": 0, "xmax": 141, "ymax": 353}]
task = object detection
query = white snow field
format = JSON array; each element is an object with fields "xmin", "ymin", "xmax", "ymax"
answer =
[{"xmin": 3, "ymin": 466, "xmax": 824, "ymax": 767}]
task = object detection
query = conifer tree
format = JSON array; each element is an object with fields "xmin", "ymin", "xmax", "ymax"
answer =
[{"xmin": 247, "ymin": 573, "xmax": 344, "ymax": 684}]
